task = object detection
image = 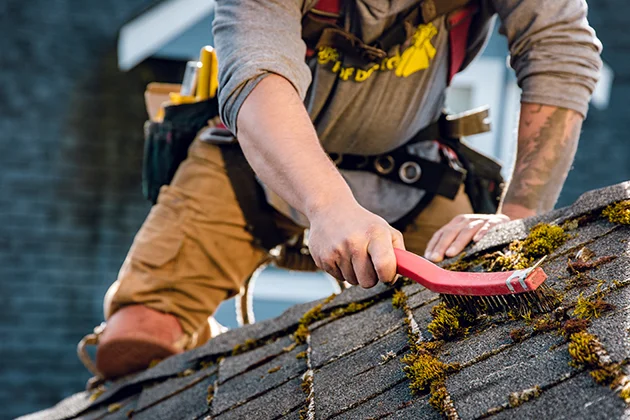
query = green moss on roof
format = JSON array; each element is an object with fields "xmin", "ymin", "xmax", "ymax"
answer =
[
  {"xmin": 427, "ymin": 303, "xmax": 472, "ymax": 341},
  {"xmin": 602, "ymin": 200, "xmax": 630, "ymax": 225},
  {"xmin": 573, "ymin": 292, "xmax": 615, "ymax": 320},
  {"xmin": 508, "ymin": 385, "xmax": 542, "ymax": 408},
  {"xmin": 232, "ymin": 338, "xmax": 258, "ymax": 356},
  {"xmin": 446, "ymin": 222, "xmax": 568, "ymax": 274},
  {"xmin": 532, "ymin": 314, "xmax": 561, "ymax": 333},
  {"xmin": 391, "ymin": 289, "xmax": 408, "ymax": 310},
  {"xmin": 509, "ymin": 327, "xmax": 527, "ymax": 343}
]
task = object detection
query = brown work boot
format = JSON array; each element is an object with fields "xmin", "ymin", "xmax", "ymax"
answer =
[{"xmin": 95, "ymin": 305, "xmax": 187, "ymax": 379}]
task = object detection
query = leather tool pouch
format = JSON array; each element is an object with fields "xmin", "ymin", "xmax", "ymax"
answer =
[
  {"xmin": 456, "ymin": 141, "xmax": 504, "ymax": 214},
  {"xmin": 142, "ymin": 98, "xmax": 219, "ymax": 203},
  {"xmin": 438, "ymin": 106, "xmax": 504, "ymax": 214}
]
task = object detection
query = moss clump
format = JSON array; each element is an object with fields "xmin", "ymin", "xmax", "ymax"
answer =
[
  {"xmin": 294, "ymin": 297, "xmax": 375, "ymax": 344},
  {"xmin": 283, "ymin": 342, "xmax": 298, "ymax": 353},
  {"xmin": 508, "ymin": 386, "xmax": 542, "ymax": 408},
  {"xmin": 568, "ymin": 332, "xmax": 602, "ymax": 367},
  {"xmin": 602, "ymin": 201, "xmax": 630, "ymax": 225},
  {"xmin": 107, "ymin": 403, "xmax": 122, "ymax": 413},
  {"xmin": 267, "ymin": 366, "xmax": 281, "ymax": 374},
  {"xmin": 533, "ymin": 314, "xmax": 561, "ymax": 333},
  {"xmin": 293, "ymin": 299, "xmax": 329, "ymax": 344},
  {"xmin": 401, "ymin": 308, "xmax": 460, "ymax": 417},
  {"xmin": 402, "ymin": 352, "xmax": 451, "ymax": 394},
  {"xmin": 561, "ymin": 219, "xmax": 580, "ymax": 231},
  {"xmin": 573, "ymin": 293, "xmax": 615, "ymax": 320},
  {"xmin": 330, "ymin": 301, "xmax": 372, "ymax": 319},
  {"xmin": 591, "ymin": 364, "xmax": 623, "ymax": 386},
  {"xmin": 428, "ymin": 381, "xmax": 448, "ymax": 412},
  {"xmin": 298, "ymin": 371, "xmax": 313, "ymax": 420},
  {"xmin": 427, "ymin": 303, "xmax": 472, "ymax": 341},
  {"xmin": 485, "ymin": 223, "xmax": 568, "ymax": 272},
  {"xmin": 567, "ymin": 331, "xmax": 628, "ymax": 400},
  {"xmin": 619, "ymin": 383, "xmax": 630, "ymax": 403},
  {"xmin": 178, "ymin": 368, "xmax": 195, "ymax": 377},
  {"xmin": 510, "ymin": 327, "xmax": 527, "ymax": 343},
  {"xmin": 296, "ymin": 351, "xmax": 307, "ymax": 360},
  {"xmin": 299, "ymin": 406, "xmax": 308, "ymax": 420},
  {"xmin": 89, "ymin": 385, "xmax": 106, "ymax": 402},
  {"xmin": 561, "ymin": 318, "xmax": 590, "ymax": 337},
  {"xmin": 207, "ymin": 384, "xmax": 215, "ymax": 406},
  {"xmin": 521, "ymin": 223, "xmax": 569, "ymax": 259},
  {"xmin": 391, "ymin": 290, "xmax": 408, "ymax": 310},
  {"xmin": 562, "ymin": 213, "xmax": 598, "ymax": 231},
  {"xmin": 300, "ymin": 304, "xmax": 326, "ymax": 326},
  {"xmin": 301, "ymin": 373, "xmax": 313, "ymax": 394},
  {"xmin": 486, "ymin": 241, "xmax": 534, "ymax": 272},
  {"xmin": 232, "ymin": 338, "xmax": 258, "ymax": 356},
  {"xmin": 293, "ymin": 324, "xmax": 310, "ymax": 345}
]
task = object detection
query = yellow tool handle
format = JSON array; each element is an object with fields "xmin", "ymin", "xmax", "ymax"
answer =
[
  {"xmin": 209, "ymin": 50, "xmax": 219, "ymax": 99},
  {"xmin": 197, "ymin": 46, "xmax": 215, "ymax": 100}
]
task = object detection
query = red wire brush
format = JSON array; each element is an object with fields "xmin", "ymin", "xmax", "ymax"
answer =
[{"xmin": 395, "ymin": 248, "xmax": 558, "ymax": 315}]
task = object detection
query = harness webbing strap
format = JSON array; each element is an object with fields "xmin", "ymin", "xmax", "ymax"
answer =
[
  {"xmin": 334, "ymin": 150, "xmax": 466, "ymax": 199},
  {"xmin": 306, "ymin": 0, "xmax": 478, "ymax": 82},
  {"xmin": 310, "ymin": 0, "xmax": 341, "ymax": 16},
  {"xmin": 221, "ymin": 144, "xmax": 284, "ymax": 251},
  {"xmin": 421, "ymin": 0, "xmax": 473, "ymax": 23},
  {"xmin": 447, "ymin": 4, "xmax": 477, "ymax": 83}
]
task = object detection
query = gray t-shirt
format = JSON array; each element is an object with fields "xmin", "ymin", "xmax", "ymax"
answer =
[{"xmin": 213, "ymin": 0, "xmax": 602, "ymax": 226}]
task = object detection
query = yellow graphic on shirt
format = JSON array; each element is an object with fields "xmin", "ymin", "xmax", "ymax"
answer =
[
  {"xmin": 395, "ymin": 23, "xmax": 438, "ymax": 77},
  {"xmin": 316, "ymin": 23, "xmax": 438, "ymax": 83}
]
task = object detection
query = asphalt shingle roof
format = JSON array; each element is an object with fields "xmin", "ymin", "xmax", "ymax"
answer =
[{"xmin": 20, "ymin": 181, "xmax": 630, "ymax": 420}]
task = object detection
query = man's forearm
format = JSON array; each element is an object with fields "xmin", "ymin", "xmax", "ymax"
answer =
[
  {"xmin": 500, "ymin": 103, "xmax": 583, "ymax": 220},
  {"xmin": 236, "ymin": 74, "xmax": 356, "ymax": 219}
]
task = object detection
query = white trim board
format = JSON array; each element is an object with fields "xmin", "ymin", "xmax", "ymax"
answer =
[{"xmin": 118, "ymin": 0, "xmax": 215, "ymax": 71}]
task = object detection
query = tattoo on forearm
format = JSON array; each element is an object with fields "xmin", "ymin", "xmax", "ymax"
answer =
[{"xmin": 502, "ymin": 105, "xmax": 583, "ymax": 213}]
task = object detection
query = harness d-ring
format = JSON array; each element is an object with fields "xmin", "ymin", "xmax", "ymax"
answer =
[
  {"xmin": 374, "ymin": 155, "xmax": 395, "ymax": 175},
  {"xmin": 399, "ymin": 161, "xmax": 422, "ymax": 184}
]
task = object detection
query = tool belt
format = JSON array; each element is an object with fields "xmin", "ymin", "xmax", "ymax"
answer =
[
  {"xmin": 328, "ymin": 106, "xmax": 503, "ymax": 213},
  {"xmin": 142, "ymin": 100, "xmax": 503, "ymax": 249}
]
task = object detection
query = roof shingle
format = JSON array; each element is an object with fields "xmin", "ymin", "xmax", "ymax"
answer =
[{"xmin": 19, "ymin": 181, "xmax": 630, "ymax": 420}]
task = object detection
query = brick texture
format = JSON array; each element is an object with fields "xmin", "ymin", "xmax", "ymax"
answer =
[
  {"xmin": 557, "ymin": 1, "xmax": 630, "ymax": 207},
  {"xmin": 0, "ymin": 1, "xmax": 187, "ymax": 418}
]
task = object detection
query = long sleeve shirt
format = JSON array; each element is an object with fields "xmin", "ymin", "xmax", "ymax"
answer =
[{"xmin": 213, "ymin": 0, "xmax": 602, "ymax": 225}]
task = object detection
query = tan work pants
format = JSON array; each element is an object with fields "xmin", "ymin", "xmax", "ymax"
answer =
[{"xmin": 106, "ymin": 136, "xmax": 473, "ymax": 346}]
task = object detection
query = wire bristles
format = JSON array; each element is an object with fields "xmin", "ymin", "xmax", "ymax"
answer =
[{"xmin": 441, "ymin": 283, "xmax": 562, "ymax": 317}]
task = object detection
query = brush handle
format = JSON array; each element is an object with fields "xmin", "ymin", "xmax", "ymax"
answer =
[{"xmin": 394, "ymin": 248, "xmax": 547, "ymax": 296}]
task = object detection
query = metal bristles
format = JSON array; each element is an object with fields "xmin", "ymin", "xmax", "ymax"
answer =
[{"xmin": 441, "ymin": 283, "xmax": 562, "ymax": 317}]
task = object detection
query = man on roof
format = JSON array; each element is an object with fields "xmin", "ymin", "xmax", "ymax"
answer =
[{"xmin": 88, "ymin": 0, "xmax": 602, "ymax": 379}]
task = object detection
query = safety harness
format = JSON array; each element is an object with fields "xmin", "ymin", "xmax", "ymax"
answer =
[
  {"xmin": 303, "ymin": 0, "xmax": 479, "ymax": 84},
  {"xmin": 300, "ymin": 0, "xmax": 496, "ymax": 204},
  {"xmin": 142, "ymin": 0, "xmax": 503, "ymax": 253}
]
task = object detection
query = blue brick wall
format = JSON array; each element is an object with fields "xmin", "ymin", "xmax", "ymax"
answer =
[
  {"xmin": 0, "ymin": 1, "xmax": 186, "ymax": 418},
  {"xmin": 557, "ymin": 1, "xmax": 630, "ymax": 206},
  {"xmin": 0, "ymin": 1, "xmax": 627, "ymax": 419}
]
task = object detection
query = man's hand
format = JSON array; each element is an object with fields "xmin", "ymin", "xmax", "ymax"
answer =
[
  {"xmin": 308, "ymin": 201, "xmax": 405, "ymax": 288},
  {"xmin": 424, "ymin": 214, "xmax": 510, "ymax": 263}
]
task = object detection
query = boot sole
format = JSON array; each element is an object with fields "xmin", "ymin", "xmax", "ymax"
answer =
[{"xmin": 96, "ymin": 336, "xmax": 180, "ymax": 379}]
